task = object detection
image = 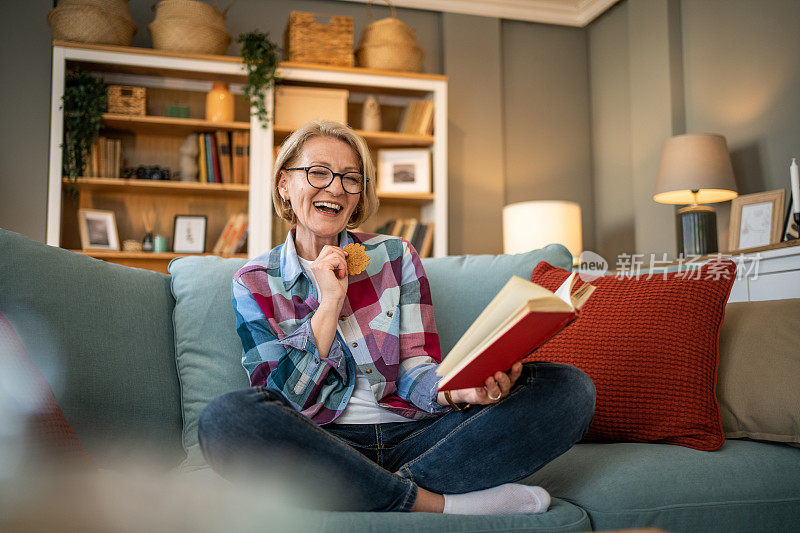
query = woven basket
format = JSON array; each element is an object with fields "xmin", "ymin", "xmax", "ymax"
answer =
[
  {"xmin": 47, "ymin": 5, "xmax": 136, "ymax": 46},
  {"xmin": 356, "ymin": 1, "xmax": 423, "ymax": 72},
  {"xmin": 57, "ymin": 0, "xmax": 132, "ymax": 19},
  {"xmin": 108, "ymin": 85, "xmax": 146, "ymax": 116},
  {"xmin": 149, "ymin": 17, "xmax": 231, "ymax": 55},
  {"xmin": 284, "ymin": 11, "xmax": 354, "ymax": 67},
  {"xmin": 357, "ymin": 43, "xmax": 422, "ymax": 72},
  {"xmin": 152, "ymin": 0, "xmax": 234, "ymax": 30}
]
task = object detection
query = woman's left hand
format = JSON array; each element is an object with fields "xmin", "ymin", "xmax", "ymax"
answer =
[{"xmin": 443, "ymin": 362, "xmax": 524, "ymax": 406}]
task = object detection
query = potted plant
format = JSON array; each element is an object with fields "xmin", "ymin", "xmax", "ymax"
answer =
[
  {"xmin": 62, "ymin": 70, "xmax": 107, "ymax": 195},
  {"xmin": 238, "ymin": 30, "xmax": 280, "ymax": 128}
]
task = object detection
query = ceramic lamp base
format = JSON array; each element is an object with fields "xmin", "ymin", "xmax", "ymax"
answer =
[{"xmin": 677, "ymin": 204, "xmax": 718, "ymax": 255}]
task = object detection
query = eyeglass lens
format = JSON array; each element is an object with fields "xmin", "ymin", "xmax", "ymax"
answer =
[{"xmin": 306, "ymin": 166, "xmax": 364, "ymax": 194}]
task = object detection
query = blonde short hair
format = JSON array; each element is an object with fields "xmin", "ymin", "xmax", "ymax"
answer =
[{"xmin": 273, "ymin": 120, "xmax": 379, "ymax": 229}]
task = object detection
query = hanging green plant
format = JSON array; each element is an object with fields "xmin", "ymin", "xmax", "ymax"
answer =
[
  {"xmin": 61, "ymin": 70, "xmax": 107, "ymax": 198},
  {"xmin": 238, "ymin": 30, "xmax": 280, "ymax": 128}
]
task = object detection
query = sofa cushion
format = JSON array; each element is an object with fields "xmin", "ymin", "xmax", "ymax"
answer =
[
  {"xmin": 527, "ymin": 260, "xmax": 735, "ymax": 451},
  {"xmin": 0, "ymin": 229, "xmax": 183, "ymax": 467},
  {"xmin": 421, "ymin": 244, "xmax": 573, "ymax": 355},
  {"xmin": 299, "ymin": 498, "xmax": 590, "ymax": 532},
  {"xmin": 524, "ymin": 440, "xmax": 800, "ymax": 532},
  {"xmin": 168, "ymin": 244, "xmax": 573, "ymax": 469},
  {"xmin": 718, "ymin": 299, "xmax": 800, "ymax": 446},
  {"xmin": 168, "ymin": 255, "xmax": 250, "ymax": 469}
]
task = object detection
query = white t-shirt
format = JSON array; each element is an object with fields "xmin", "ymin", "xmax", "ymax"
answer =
[{"xmin": 297, "ymin": 256, "xmax": 410, "ymax": 424}]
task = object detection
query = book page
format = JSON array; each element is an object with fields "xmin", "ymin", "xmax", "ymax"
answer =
[{"xmin": 437, "ymin": 276, "xmax": 570, "ymax": 376}]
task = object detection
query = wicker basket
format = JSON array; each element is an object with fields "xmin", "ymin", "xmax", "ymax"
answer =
[
  {"xmin": 357, "ymin": 43, "xmax": 422, "ymax": 72},
  {"xmin": 57, "ymin": 0, "xmax": 132, "ymax": 19},
  {"xmin": 152, "ymin": 0, "xmax": 231, "ymax": 30},
  {"xmin": 108, "ymin": 85, "xmax": 146, "ymax": 116},
  {"xmin": 284, "ymin": 11, "xmax": 354, "ymax": 67},
  {"xmin": 356, "ymin": 1, "xmax": 423, "ymax": 72},
  {"xmin": 47, "ymin": 5, "xmax": 136, "ymax": 46},
  {"xmin": 148, "ymin": 17, "xmax": 231, "ymax": 55}
]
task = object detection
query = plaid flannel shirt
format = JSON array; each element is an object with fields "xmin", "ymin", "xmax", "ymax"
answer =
[{"xmin": 232, "ymin": 229, "xmax": 448, "ymax": 425}]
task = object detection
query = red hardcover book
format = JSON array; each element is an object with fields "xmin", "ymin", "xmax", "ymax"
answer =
[
  {"xmin": 209, "ymin": 132, "xmax": 221, "ymax": 183},
  {"xmin": 437, "ymin": 274, "xmax": 594, "ymax": 391}
]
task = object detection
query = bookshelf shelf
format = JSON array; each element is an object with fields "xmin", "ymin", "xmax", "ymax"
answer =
[
  {"xmin": 63, "ymin": 177, "xmax": 248, "ymax": 197},
  {"xmin": 70, "ymin": 250, "xmax": 248, "ymax": 260},
  {"xmin": 377, "ymin": 192, "xmax": 435, "ymax": 204},
  {"xmin": 102, "ymin": 113, "xmax": 251, "ymax": 136},
  {"xmin": 274, "ymin": 127, "xmax": 433, "ymax": 148}
]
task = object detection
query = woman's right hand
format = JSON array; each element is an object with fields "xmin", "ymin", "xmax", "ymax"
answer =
[{"xmin": 310, "ymin": 245, "xmax": 349, "ymax": 307}]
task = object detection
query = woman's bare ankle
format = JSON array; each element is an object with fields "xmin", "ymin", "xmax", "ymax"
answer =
[{"xmin": 411, "ymin": 487, "xmax": 444, "ymax": 513}]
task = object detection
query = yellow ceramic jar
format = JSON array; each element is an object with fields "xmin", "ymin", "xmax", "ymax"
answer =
[{"xmin": 205, "ymin": 81, "xmax": 234, "ymax": 122}]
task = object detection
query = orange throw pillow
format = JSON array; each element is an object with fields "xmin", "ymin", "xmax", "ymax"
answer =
[{"xmin": 526, "ymin": 259, "xmax": 736, "ymax": 451}]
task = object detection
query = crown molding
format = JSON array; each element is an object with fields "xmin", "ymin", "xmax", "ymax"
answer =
[{"xmin": 340, "ymin": 0, "xmax": 620, "ymax": 27}]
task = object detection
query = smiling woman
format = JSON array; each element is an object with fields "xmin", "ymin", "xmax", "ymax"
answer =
[{"xmin": 196, "ymin": 120, "xmax": 595, "ymax": 516}]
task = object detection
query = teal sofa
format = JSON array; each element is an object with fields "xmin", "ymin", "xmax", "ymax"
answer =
[{"xmin": 1, "ymin": 227, "xmax": 799, "ymax": 532}]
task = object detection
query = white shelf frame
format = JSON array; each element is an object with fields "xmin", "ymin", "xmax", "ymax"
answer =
[{"xmin": 47, "ymin": 45, "xmax": 448, "ymax": 258}]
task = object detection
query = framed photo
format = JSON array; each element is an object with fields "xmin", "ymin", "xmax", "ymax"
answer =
[
  {"xmin": 784, "ymin": 192, "xmax": 799, "ymax": 241},
  {"xmin": 78, "ymin": 209, "xmax": 120, "ymax": 251},
  {"xmin": 377, "ymin": 148, "xmax": 431, "ymax": 194},
  {"xmin": 173, "ymin": 215, "xmax": 207, "ymax": 254},
  {"xmin": 728, "ymin": 189, "xmax": 786, "ymax": 251}
]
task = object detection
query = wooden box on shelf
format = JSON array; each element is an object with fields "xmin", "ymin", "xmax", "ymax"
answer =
[{"xmin": 274, "ymin": 86, "xmax": 349, "ymax": 130}]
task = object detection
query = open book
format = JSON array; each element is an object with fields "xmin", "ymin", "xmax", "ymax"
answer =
[{"xmin": 436, "ymin": 272, "xmax": 595, "ymax": 391}]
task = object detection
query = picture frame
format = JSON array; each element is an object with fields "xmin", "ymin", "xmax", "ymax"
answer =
[
  {"xmin": 784, "ymin": 192, "xmax": 799, "ymax": 241},
  {"xmin": 728, "ymin": 189, "xmax": 786, "ymax": 251},
  {"xmin": 78, "ymin": 209, "xmax": 120, "ymax": 251},
  {"xmin": 173, "ymin": 215, "xmax": 207, "ymax": 254},
  {"xmin": 377, "ymin": 148, "xmax": 431, "ymax": 194}
]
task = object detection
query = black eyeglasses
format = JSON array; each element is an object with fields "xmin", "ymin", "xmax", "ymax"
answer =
[{"xmin": 285, "ymin": 165, "xmax": 368, "ymax": 195}]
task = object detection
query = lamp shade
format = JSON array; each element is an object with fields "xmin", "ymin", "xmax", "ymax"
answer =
[
  {"xmin": 503, "ymin": 201, "xmax": 582, "ymax": 257},
  {"xmin": 653, "ymin": 134, "xmax": 738, "ymax": 204}
]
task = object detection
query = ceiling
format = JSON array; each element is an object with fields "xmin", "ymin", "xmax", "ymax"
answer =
[{"xmin": 340, "ymin": 0, "xmax": 621, "ymax": 27}]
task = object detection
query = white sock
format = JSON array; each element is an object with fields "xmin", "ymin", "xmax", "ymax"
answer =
[{"xmin": 442, "ymin": 483, "xmax": 551, "ymax": 515}]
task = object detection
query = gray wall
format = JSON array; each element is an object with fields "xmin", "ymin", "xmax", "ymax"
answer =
[{"xmin": 588, "ymin": 0, "xmax": 800, "ymax": 261}]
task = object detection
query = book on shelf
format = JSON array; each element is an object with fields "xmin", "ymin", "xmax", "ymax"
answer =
[
  {"xmin": 243, "ymin": 131, "xmax": 251, "ymax": 184},
  {"xmin": 373, "ymin": 218, "xmax": 434, "ymax": 258},
  {"xmin": 397, "ymin": 101, "xmax": 434, "ymax": 136},
  {"xmin": 231, "ymin": 131, "xmax": 244, "ymax": 184},
  {"xmin": 215, "ymin": 131, "xmax": 232, "ymax": 184},
  {"xmin": 437, "ymin": 273, "xmax": 595, "ymax": 391},
  {"xmin": 208, "ymin": 132, "xmax": 221, "ymax": 183},
  {"xmin": 198, "ymin": 133, "xmax": 208, "ymax": 183},
  {"xmin": 212, "ymin": 212, "xmax": 248, "ymax": 255},
  {"xmin": 85, "ymin": 136, "xmax": 121, "ymax": 178},
  {"xmin": 204, "ymin": 133, "xmax": 215, "ymax": 183}
]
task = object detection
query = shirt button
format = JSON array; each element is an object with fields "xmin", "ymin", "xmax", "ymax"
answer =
[
  {"xmin": 365, "ymin": 369, "xmax": 372, "ymax": 374},
  {"xmin": 314, "ymin": 358, "xmax": 319, "ymax": 364},
  {"xmin": 386, "ymin": 311, "xmax": 393, "ymax": 317},
  {"xmin": 352, "ymin": 342, "xmax": 358, "ymax": 348},
  {"xmin": 339, "ymin": 316, "xmax": 346, "ymax": 321}
]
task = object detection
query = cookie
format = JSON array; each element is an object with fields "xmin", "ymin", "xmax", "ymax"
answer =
[{"xmin": 343, "ymin": 242, "xmax": 370, "ymax": 276}]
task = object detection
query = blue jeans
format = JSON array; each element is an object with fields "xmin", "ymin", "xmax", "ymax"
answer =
[{"xmin": 198, "ymin": 361, "xmax": 595, "ymax": 512}]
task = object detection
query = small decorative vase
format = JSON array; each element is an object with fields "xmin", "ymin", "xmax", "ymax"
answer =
[
  {"xmin": 142, "ymin": 232, "xmax": 154, "ymax": 252},
  {"xmin": 205, "ymin": 82, "xmax": 234, "ymax": 122},
  {"xmin": 362, "ymin": 95, "xmax": 381, "ymax": 132}
]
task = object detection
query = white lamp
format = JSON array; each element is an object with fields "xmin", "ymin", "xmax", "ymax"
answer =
[{"xmin": 503, "ymin": 201, "xmax": 582, "ymax": 258}]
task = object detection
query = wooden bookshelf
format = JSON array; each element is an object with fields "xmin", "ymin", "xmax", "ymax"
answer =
[
  {"xmin": 64, "ymin": 177, "xmax": 248, "ymax": 197},
  {"xmin": 103, "ymin": 113, "xmax": 251, "ymax": 136},
  {"xmin": 71, "ymin": 249, "xmax": 247, "ymax": 275}
]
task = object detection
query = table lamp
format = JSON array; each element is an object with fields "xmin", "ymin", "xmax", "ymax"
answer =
[
  {"xmin": 503, "ymin": 201, "xmax": 582, "ymax": 260},
  {"xmin": 653, "ymin": 134, "xmax": 738, "ymax": 255}
]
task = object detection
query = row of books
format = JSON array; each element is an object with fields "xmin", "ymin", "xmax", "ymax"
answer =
[
  {"xmin": 212, "ymin": 212, "xmax": 248, "ymax": 255},
  {"xmin": 397, "ymin": 101, "xmax": 434, "ymax": 136},
  {"xmin": 85, "ymin": 136, "xmax": 122, "ymax": 178},
  {"xmin": 375, "ymin": 218, "xmax": 434, "ymax": 258},
  {"xmin": 198, "ymin": 131, "xmax": 250, "ymax": 185}
]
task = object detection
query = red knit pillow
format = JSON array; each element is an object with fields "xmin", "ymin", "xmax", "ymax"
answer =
[
  {"xmin": 526, "ymin": 259, "xmax": 736, "ymax": 451},
  {"xmin": 0, "ymin": 312, "xmax": 92, "ymax": 464}
]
